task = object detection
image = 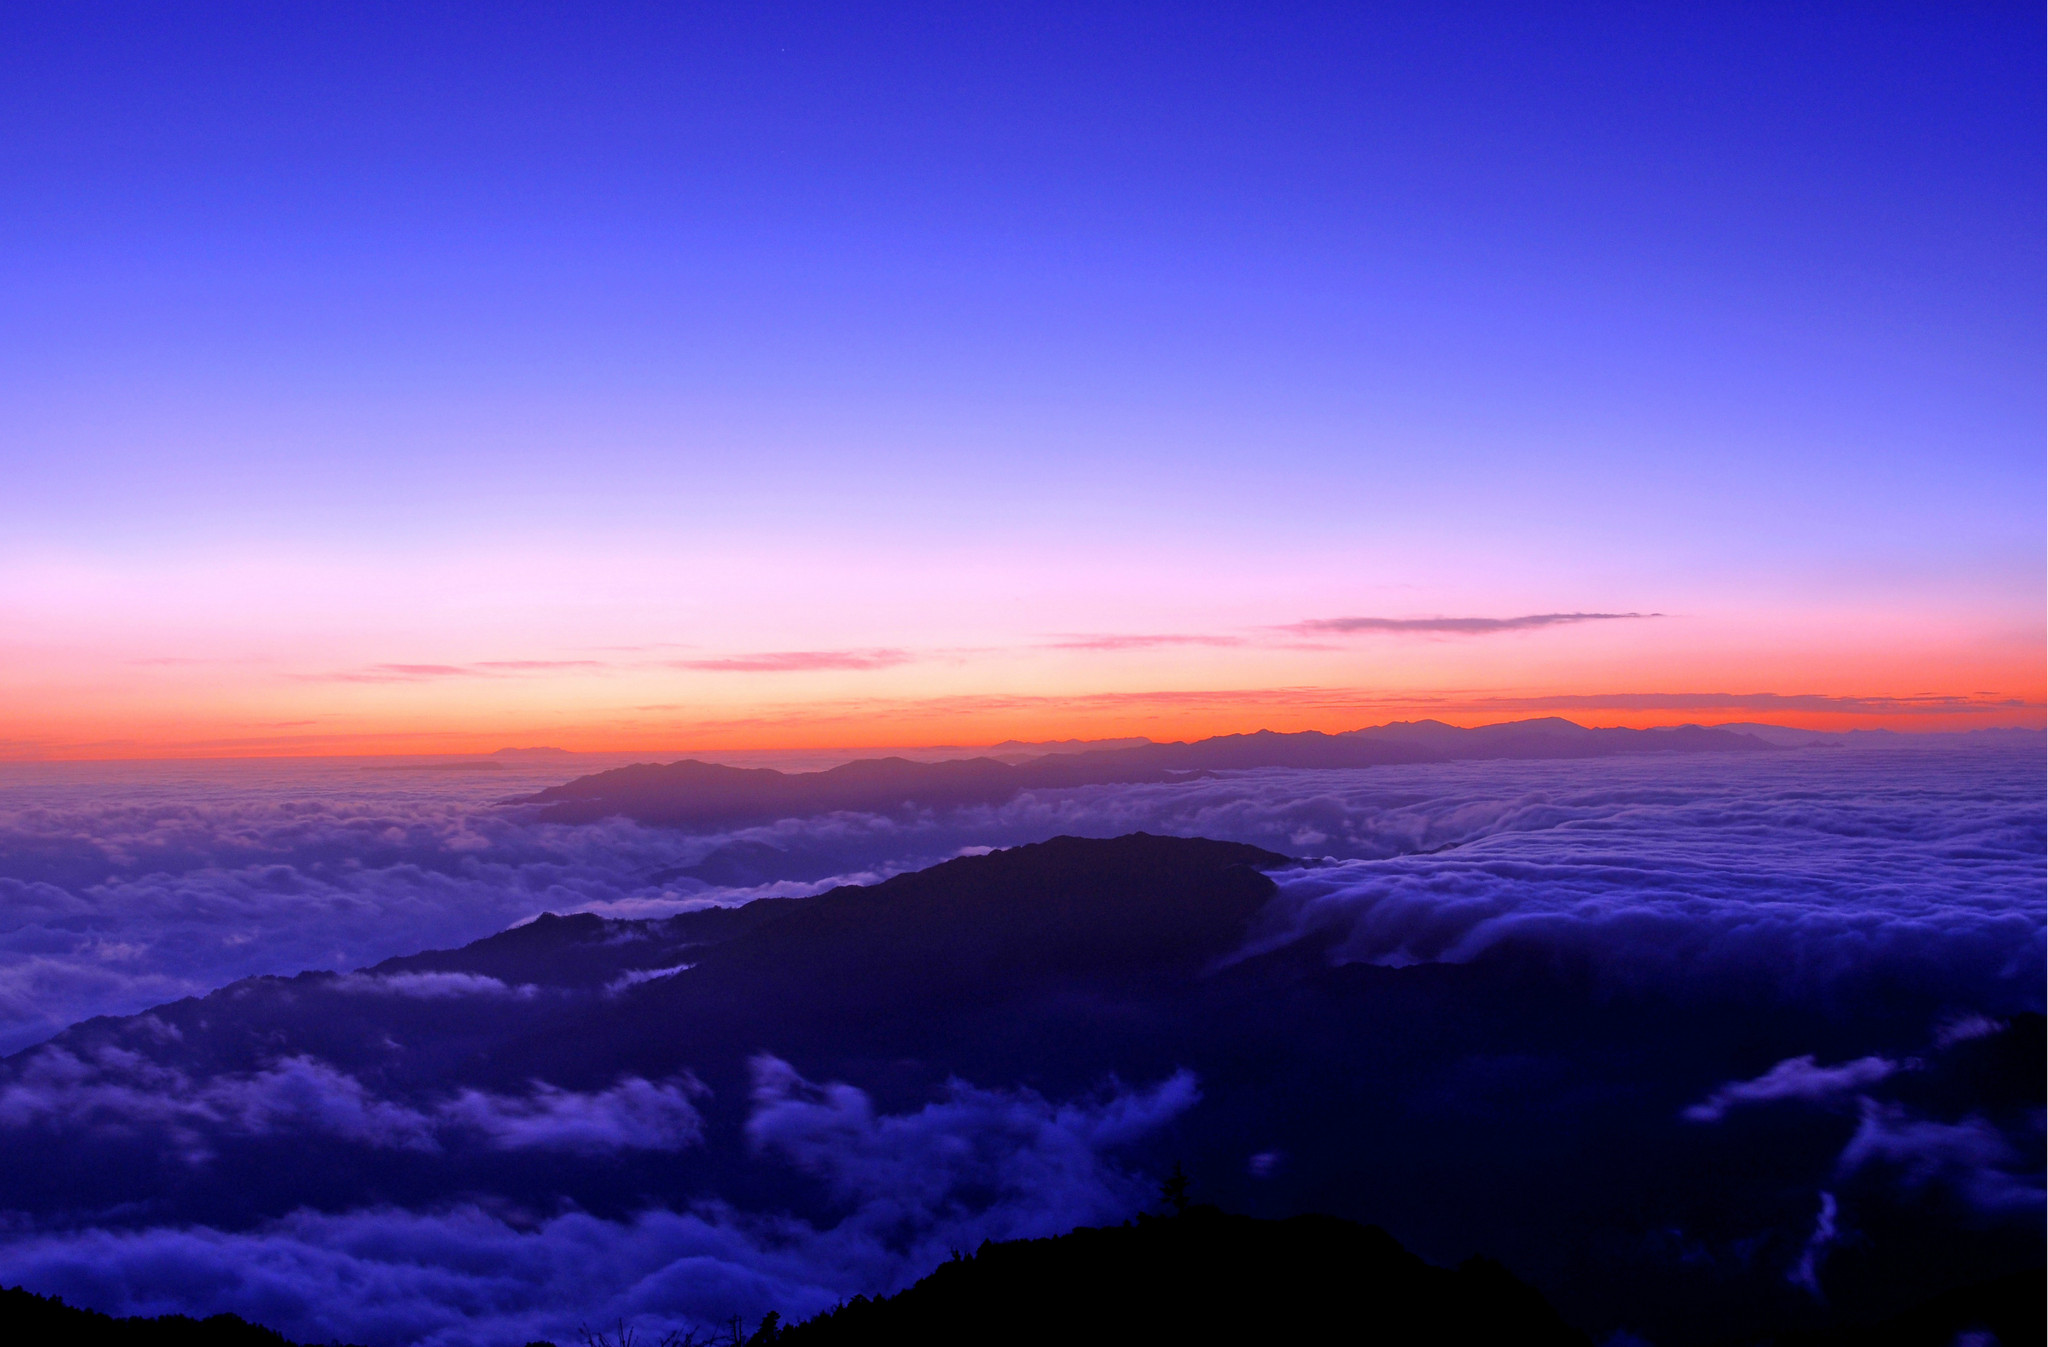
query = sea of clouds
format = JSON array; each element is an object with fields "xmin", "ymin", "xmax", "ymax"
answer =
[
  {"xmin": 0, "ymin": 1058, "xmax": 1199, "ymax": 1346},
  {"xmin": 0, "ymin": 745, "xmax": 2038, "ymax": 1341},
  {"xmin": 1, "ymin": 746, "xmax": 2039, "ymax": 1052}
]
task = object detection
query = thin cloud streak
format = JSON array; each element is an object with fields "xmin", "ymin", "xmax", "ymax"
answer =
[
  {"xmin": 668, "ymin": 650, "xmax": 916, "ymax": 674},
  {"xmin": 1288, "ymin": 613, "xmax": 1659, "ymax": 636},
  {"xmin": 291, "ymin": 662, "xmax": 608, "ymax": 684},
  {"xmin": 1476, "ymin": 692, "xmax": 2038, "ymax": 715},
  {"xmin": 1040, "ymin": 634, "xmax": 1248, "ymax": 651}
]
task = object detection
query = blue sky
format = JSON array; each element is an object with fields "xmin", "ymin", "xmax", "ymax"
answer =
[{"xmin": 1, "ymin": 3, "xmax": 2040, "ymax": 752}]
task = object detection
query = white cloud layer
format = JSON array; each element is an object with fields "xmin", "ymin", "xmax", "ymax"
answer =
[
  {"xmin": 0, "ymin": 1042, "xmax": 703, "ymax": 1157},
  {"xmin": 1837, "ymin": 1100, "xmax": 2045, "ymax": 1218},
  {"xmin": 1682, "ymin": 1055, "xmax": 1900, "ymax": 1122},
  {"xmin": 0, "ymin": 745, "xmax": 2037, "ymax": 1052},
  {"xmin": 0, "ymin": 1061, "xmax": 1194, "ymax": 1347}
]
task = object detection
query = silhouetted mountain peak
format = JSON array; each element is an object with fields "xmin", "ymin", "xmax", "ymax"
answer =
[{"xmin": 773, "ymin": 1205, "xmax": 1589, "ymax": 1345}]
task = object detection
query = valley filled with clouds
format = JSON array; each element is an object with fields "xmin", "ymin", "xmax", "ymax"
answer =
[
  {"xmin": 1, "ymin": 746, "xmax": 2037, "ymax": 1051},
  {"xmin": 0, "ymin": 744, "xmax": 2037, "ymax": 1343}
]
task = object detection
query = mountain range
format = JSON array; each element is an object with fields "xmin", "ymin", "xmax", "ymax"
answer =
[{"xmin": 510, "ymin": 718, "xmax": 1776, "ymax": 830}]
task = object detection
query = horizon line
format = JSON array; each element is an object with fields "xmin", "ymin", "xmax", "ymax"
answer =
[{"xmin": 3, "ymin": 714, "xmax": 2041, "ymax": 766}]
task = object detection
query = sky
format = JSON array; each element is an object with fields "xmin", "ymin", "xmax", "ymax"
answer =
[{"xmin": 1, "ymin": 1, "xmax": 2040, "ymax": 757}]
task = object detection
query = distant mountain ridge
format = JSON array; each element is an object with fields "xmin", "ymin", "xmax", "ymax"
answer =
[{"xmin": 512, "ymin": 717, "xmax": 1774, "ymax": 829}]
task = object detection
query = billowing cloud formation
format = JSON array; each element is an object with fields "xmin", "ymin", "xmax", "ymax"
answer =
[
  {"xmin": 0, "ymin": 757, "xmax": 756, "ymax": 1051},
  {"xmin": 0, "ymin": 1063, "xmax": 1194, "ymax": 1347},
  {"xmin": 1, "ymin": 746, "xmax": 2041, "ymax": 1057},
  {"xmin": 0, "ymin": 1047, "xmax": 439, "ymax": 1153},
  {"xmin": 1680, "ymin": 1036, "xmax": 2042, "ymax": 1227},
  {"xmin": 0, "ymin": 749, "xmax": 2034, "ymax": 1342},
  {"xmin": 1287, "ymin": 613, "xmax": 1654, "ymax": 635},
  {"xmin": 1682, "ymin": 1055, "xmax": 1900, "ymax": 1122},
  {"xmin": 0, "ymin": 1041, "xmax": 704, "ymax": 1157},
  {"xmin": 747, "ymin": 1056, "xmax": 1199, "ymax": 1216},
  {"xmin": 1206, "ymin": 751, "xmax": 2043, "ymax": 1003},
  {"xmin": 1, "ymin": 746, "xmax": 2041, "ymax": 1054},
  {"xmin": 441, "ymin": 1076, "xmax": 707, "ymax": 1153},
  {"xmin": 1837, "ymin": 1100, "xmax": 2044, "ymax": 1219}
]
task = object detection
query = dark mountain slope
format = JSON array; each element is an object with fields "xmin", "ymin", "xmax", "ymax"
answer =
[
  {"xmin": 511, "ymin": 719, "xmax": 1773, "ymax": 828},
  {"xmin": 1766, "ymin": 1267, "xmax": 2044, "ymax": 1347},
  {"xmin": 0, "ymin": 1285, "xmax": 303, "ymax": 1346},
  {"xmin": 775, "ymin": 1206, "xmax": 1589, "ymax": 1346}
]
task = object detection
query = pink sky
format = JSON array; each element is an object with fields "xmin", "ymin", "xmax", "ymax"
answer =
[{"xmin": 4, "ymin": 539, "xmax": 2036, "ymax": 758}]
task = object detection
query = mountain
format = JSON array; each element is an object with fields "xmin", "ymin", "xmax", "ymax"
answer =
[
  {"xmin": 511, "ymin": 718, "xmax": 1774, "ymax": 829},
  {"xmin": 2, "ymin": 835, "xmax": 2035, "ymax": 1345},
  {"xmin": 1765, "ymin": 1267, "xmax": 2044, "ymax": 1347},
  {"xmin": 0, "ymin": 1205, "xmax": 1592, "ymax": 1347},
  {"xmin": 982, "ymin": 735, "xmax": 1154, "ymax": 762},
  {"xmin": 771, "ymin": 1206, "xmax": 1589, "ymax": 1346},
  {"xmin": 1711, "ymin": 723, "xmax": 2048, "ymax": 749},
  {"xmin": 0, "ymin": 1286, "xmax": 302, "ymax": 1346}
]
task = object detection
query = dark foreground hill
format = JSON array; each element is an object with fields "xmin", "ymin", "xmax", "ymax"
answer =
[
  {"xmin": 0, "ymin": 1285, "xmax": 302, "ymax": 1345},
  {"xmin": 1765, "ymin": 1266, "xmax": 2044, "ymax": 1347},
  {"xmin": 772, "ymin": 1206, "xmax": 1588, "ymax": 1346},
  {"xmin": 510, "ymin": 718, "xmax": 1773, "ymax": 828}
]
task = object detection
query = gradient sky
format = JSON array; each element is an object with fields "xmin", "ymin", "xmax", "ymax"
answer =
[{"xmin": 2, "ymin": 2, "xmax": 2041, "ymax": 756}]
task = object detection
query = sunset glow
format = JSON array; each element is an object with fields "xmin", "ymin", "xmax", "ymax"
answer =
[{"xmin": 3, "ymin": 5, "xmax": 2038, "ymax": 757}]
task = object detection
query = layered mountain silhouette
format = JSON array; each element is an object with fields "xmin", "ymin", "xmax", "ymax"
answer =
[
  {"xmin": 0, "ymin": 1205, "xmax": 1591, "ymax": 1347},
  {"xmin": 2, "ymin": 836, "xmax": 2035, "ymax": 1346},
  {"xmin": 772, "ymin": 1206, "xmax": 1590, "ymax": 1346},
  {"xmin": 0, "ymin": 1286, "xmax": 298, "ymax": 1346},
  {"xmin": 510, "ymin": 718, "xmax": 1773, "ymax": 828}
]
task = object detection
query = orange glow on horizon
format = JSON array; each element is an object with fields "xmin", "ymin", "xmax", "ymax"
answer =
[{"xmin": 5, "ymin": 684, "xmax": 2039, "ymax": 762}]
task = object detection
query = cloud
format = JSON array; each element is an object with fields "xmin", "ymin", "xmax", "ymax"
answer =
[
  {"xmin": 667, "ymin": 650, "xmax": 915, "ymax": 673},
  {"xmin": 746, "ymin": 1056, "xmax": 1198, "ymax": 1217},
  {"xmin": 0, "ymin": 775, "xmax": 739, "ymax": 1052},
  {"xmin": 1934, "ymin": 1014, "xmax": 2005, "ymax": 1047},
  {"xmin": 0, "ymin": 1048, "xmax": 438, "ymax": 1153},
  {"xmin": 1467, "ymin": 692, "xmax": 2036, "ymax": 715},
  {"xmin": 1837, "ymin": 1100, "xmax": 2044, "ymax": 1219},
  {"xmin": 1, "ymin": 740, "xmax": 2038, "ymax": 1053},
  {"xmin": 1286, "ymin": 613, "xmax": 1656, "ymax": 636},
  {"xmin": 1683, "ymin": 1055, "xmax": 1899, "ymax": 1122},
  {"xmin": 1039, "ymin": 634, "xmax": 1247, "ymax": 651},
  {"xmin": 0, "ymin": 1065, "xmax": 1193, "ymax": 1347},
  {"xmin": 0, "ymin": 1043, "xmax": 704, "ymax": 1157},
  {"xmin": 605, "ymin": 964, "xmax": 694, "ymax": 994},
  {"xmin": 0, "ymin": 752, "xmax": 2034, "ymax": 1340},
  {"xmin": 440, "ymin": 1076, "xmax": 706, "ymax": 1153},
  {"xmin": 1217, "ymin": 751, "xmax": 2043, "ymax": 1003},
  {"xmin": 292, "ymin": 661, "xmax": 609, "ymax": 684},
  {"xmin": 310, "ymin": 664, "xmax": 474, "ymax": 682},
  {"xmin": 329, "ymin": 971, "xmax": 536, "ymax": 999},
  {"xmin": 1787, "ymin": 1191, "xmax": 1838, "ymax": 1296}
]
